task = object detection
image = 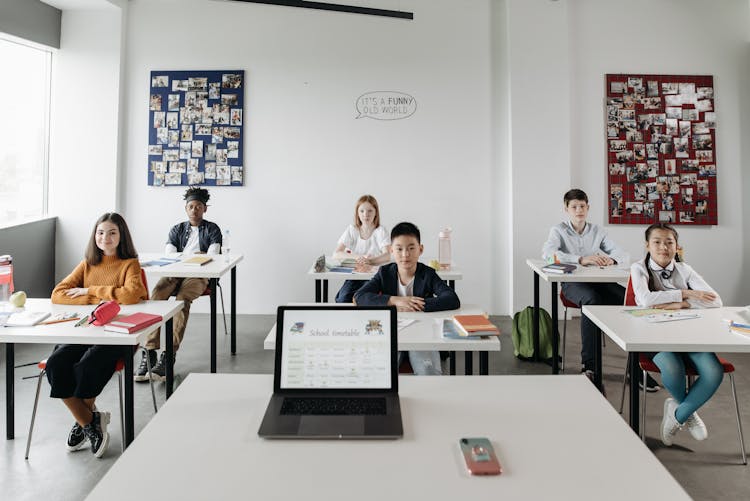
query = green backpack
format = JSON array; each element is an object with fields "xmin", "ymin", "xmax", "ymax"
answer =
[{"xmin": 512, "ymin": 306, "xmax": 554, "ymax": 360}]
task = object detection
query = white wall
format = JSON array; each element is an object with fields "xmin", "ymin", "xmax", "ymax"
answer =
[
  {"xmin": 121, "ymin": 0, "xmax": 493, "ymax": 314},
  {"xmin": 50, "ymin": 4, "xmax": 124, "ymax": 280},
  {"xmin": 507, "ymin": 0, "xmax": 750, "ymax": 313}
]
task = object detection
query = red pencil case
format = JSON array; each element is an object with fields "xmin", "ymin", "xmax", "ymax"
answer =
[{"xmin": 90, "ymin": 300, "xmax": 120, "ymax": 326}]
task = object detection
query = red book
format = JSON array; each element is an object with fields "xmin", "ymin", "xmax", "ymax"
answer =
[{"xmin": 104, "ymin": 312, "xmax": 162, "ymax": 334}]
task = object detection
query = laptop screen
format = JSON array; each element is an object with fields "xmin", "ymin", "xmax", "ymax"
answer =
[{"xmin": 276, "ymin": 306, "xmax": 395, "ymax": 391}]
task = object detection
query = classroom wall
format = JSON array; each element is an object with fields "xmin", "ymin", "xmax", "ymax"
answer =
[
  {"xmin": 49, "ymin": 4, "xmax": 125, "ymax": 281},
  {"xmin": 507, "ymin": 0, "xmax": 750, "ymax": 314},
  {"xmin": 0, "ymin": 0, "xmax": 61, "ymax": 49},
  {"xmin": 120, "ymin": 0, "xmax": 493, "ymax": 314},
  {"xmin": 0, "ymin": 218, "xmax": 56, "ymax": 297}
]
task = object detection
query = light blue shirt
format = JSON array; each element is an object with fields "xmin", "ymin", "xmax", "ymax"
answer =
[{"xmin": 542, "ymin": 221, "xmax": 629, "ymax": 266}]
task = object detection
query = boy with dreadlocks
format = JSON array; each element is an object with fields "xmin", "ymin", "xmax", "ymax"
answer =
[{"xmin": 135, "ymin": 187, "xmax": 222, "ymax": 381}]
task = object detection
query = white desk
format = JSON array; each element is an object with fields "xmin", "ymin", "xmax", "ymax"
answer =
[
  {"xmin": 308, "ymin": 258, "xmax": 463, "ymax": 302},
  {"xmin": 86, "ymin": 374, "xmax": 689, "ymax": 501},
  {"xmin": 264, "ymin": 305, "xmax": 500, "ymax": 375},
  {"xmin": 526, "ymin": 259, "xmax": 630, "ymax": 374},
  {"xmin": 583, "ymin": 305, "xmax": 750, "ymax": 434},
  {"xmin": 0, "ymin": 298, "xmax": 183, "ymax": 447},
  {"xmin": 140, "ymin": 252, "xmax": 243, "ymax": 397}
]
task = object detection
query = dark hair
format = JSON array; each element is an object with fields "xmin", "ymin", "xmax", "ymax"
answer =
[
  {"xmin": 643, "ymin": 223, "xmax": 681, "ymax": 291},
  {"xmin": 85, "ymin": 213, "xmax": 139, "ymax": 265},
  {"xmin": 563, "ymin": 189, "xmax": 588, "ymax": 206},
  {"xmin": 184, "ymin": 186, "xmax": 210, "ymax": 206},
  {"xmin": 391, "ymin": 222, "xmax": 420, "ymax": 243},
  {"xmin": 353, "ymin": 194, "xmax": 380, "ymax": 228}
]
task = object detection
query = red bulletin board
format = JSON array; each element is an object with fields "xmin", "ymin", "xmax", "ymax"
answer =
[{"xmin": 606, "ymin": 74, "xmax": 717, "ymax": 225}]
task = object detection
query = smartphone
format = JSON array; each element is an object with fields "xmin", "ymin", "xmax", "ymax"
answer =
[{"xmin": 459, "ymin": 437, "xmax": 502, "ymax": 475}]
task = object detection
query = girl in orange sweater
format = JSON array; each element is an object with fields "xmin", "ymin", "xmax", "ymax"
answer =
[{"xmin": 47, "ymin": 213, "xmax": 146, "ymax": 458}]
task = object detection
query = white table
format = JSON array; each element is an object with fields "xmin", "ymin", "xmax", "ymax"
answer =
[
  {"xmin": 308, "ymin": 258, "xmax": 463, "ymax": 302},
  {"xmin": 0, "ymin": 298, "xmax": 183, "ymax": 447},
  {"xmin": 264, "ymin": 305, "xmax": 500, "ymax": 375},
  {"xmin": 583, "ymin": 305, "xmax": 750, "ymax": 434},
  {"xmin": 526, "ymin": 259, "xmax": 630, "ymax": 374},
  {"xmin": 140, "ymin": 252, "xmax": 243, "ymax": 397},
  {"xmin": 86, "ymin": 373, "xmax": 689, "ymax": 501}
]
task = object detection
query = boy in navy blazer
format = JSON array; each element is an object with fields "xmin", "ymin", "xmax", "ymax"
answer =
[{"xmin": 355, "ymin": 222, "xmax": 460, "ymax": 374}]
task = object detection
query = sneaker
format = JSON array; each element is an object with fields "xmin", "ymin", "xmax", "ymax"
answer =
[
  {"xmin": 66, "ymin": 422, "xmax": 88, "ymax": 452},
  {"xmin": 150, "ymin": 351, "xmax": 175, "ymax": 382},
  {"xmin": 685, "ymin": 412, "xmax": 708, "ymax": 441},
  {"xmin": 83, "ymin": 411, "xmax": 110, "ymax": 458},
  {"xmin": 660, "ymin": 398, "xmax": 681, "ymax": 446},
  {"xmin": 134, "ymin": 349, "xmax": 157, "ymax": 382}
]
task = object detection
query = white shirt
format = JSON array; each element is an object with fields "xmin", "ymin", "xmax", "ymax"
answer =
[
  {"xmin": 397, "ymin": 275, "xmax": 414, "ymax": 297},
  {"xmin": 337, "ymin": 225, "xmax": 390, "ymax": 257},
  {"xmin": 630, "ymin": 259, "xmax": 722, "ymax": 309},
  {"xmin": 543, "ymin": 221, "xmax": 629, "ymax": 265}
]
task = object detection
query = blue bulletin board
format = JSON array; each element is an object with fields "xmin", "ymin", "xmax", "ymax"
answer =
[{"xmin": 148, "ymin": 70, "xmax": 244, "ymax": 186}]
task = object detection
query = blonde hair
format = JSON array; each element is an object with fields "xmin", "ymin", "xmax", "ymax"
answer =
[{"xmin": 353, "ymin": 195, "xmax": 380, "ymax": 228}]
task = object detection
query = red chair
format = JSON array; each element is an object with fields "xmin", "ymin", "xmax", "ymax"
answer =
[
  {"xmin": 619, "ymin": 277, "xmax": 746, "ymax": 463},
  {"xmin": 25, "ymin": 355, "xmax": 158, "ymax": 460}
]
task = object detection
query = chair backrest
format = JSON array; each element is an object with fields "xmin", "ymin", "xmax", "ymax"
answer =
[
  {"xmin": 624, "ymin": 276, "xmax": 636, "ymax": 307},
  {"xmin": 140, "ymin": 269, "xmax": 149, "ymax": 300}
]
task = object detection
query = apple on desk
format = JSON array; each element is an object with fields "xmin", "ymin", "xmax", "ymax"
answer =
[{"xmin": 9, "ymin": 291, "xmax": 26, "ymax": 308}]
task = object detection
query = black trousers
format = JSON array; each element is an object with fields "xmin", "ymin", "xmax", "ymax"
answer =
[
  {"xmin": 561, "ymin": 282, "xmax": 625, "ymax": 370},
  {"xmin": 335, "ymin": 279, "xmax": 366, "ymax": 303},
  {"xmin": 45, "ymin": 344, "xmax": 122, "ymax": 399}
]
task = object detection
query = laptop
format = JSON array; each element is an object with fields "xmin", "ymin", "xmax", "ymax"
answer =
[{"xmin": 258, "ymin": 305, "xmax": 403, "ymax": 439}]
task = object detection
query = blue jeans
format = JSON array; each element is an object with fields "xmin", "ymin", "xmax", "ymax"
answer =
[
  {"xmin": 652, "ymin": 351, "xmax": 723, "ymax": 423},
  {"xmin": 399, "ymin": 351, "xmax": 442, "ymax": 375},
  {"xmin": 561, "ymin": 282, "xmax": 625, "ymax": 370},
  {"xmin": 335, "ymin": 280, "xmax": 365, "ymax": 303}
]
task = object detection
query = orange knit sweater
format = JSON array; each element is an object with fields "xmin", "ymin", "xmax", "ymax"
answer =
[{"xmin": 51, "ymin": 255, "xmax": 147, "ymax": 305}]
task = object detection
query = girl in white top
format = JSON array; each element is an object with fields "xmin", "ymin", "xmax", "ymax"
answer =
[
  {"xmin": 333, "ymin": 195, "xmax": 390, "ymax": 303},
  {"xmin": 630, "ymin": 223, "xmax": 723, "ymax": 447}
]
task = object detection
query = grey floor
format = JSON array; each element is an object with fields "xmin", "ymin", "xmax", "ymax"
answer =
[{"xmin": 2, "ymin": 314, "xmax": 749, "ymax": 500}]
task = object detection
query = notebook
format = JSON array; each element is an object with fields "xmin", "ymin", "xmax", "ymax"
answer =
[
  {"xmin": 3, "ymin": 311, "xmax": 51, "ymax": 327},
  {"xmin": 258, "ymin": 305, "xmax": 402, "ymax": 439},
  {"xmin": 104, "ymin": 312, "xmax": 162, "ymax": 333}
]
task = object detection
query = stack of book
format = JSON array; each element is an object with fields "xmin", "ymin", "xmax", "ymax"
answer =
[
  {"xmin": 729, "ymin": 321, "xmax": 750, "ymax": 337},
  {"xmin": 182, "ymin": 256, "xmax": 213, "ymax": 267},
  {"xmin": 542, "ymin": 263, "xmax": 577, "ymax": 274},
  {"xmin": 442, "ymin": 314, "xmax": 500, "ymax": 338}
]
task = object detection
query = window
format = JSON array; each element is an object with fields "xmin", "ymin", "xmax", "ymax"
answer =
[{"xmin": 0, "ymin": 37, "xmax": 52, "ymax": 226}]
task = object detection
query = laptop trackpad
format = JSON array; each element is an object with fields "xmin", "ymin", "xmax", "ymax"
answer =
[{"xmin": 299, "ymin": 416, "xmax": 365, "ymax": 437}]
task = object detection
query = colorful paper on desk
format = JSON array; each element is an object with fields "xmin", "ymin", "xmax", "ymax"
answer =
[{"xmin": 141, "ymin": 258, "xmax": 180, "ymax": 267}]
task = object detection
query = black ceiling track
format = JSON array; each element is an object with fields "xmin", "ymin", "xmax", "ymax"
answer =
[{"xmin": 227, "ymin": 0, "xmax": 413, "ymax": 19}]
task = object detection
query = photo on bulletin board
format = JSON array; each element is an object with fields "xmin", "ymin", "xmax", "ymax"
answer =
[
  {"xmin": 605, "ymin": 74, "xmax": 717, "ymax": 225},
  {"xmin": 148, "ymin": 70, "xmax": 244, "ymax": 186}
]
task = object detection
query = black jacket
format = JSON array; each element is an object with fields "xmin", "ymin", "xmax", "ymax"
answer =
[{"xmin": 167, "ymin": 220, "xmax": 222, "ymax": 253}]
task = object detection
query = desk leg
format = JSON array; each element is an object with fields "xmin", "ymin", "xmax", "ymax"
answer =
[
  {"xmin": 323, "ymin": 280, "xmax": 328, "ymax": 303},
  {"xmin": 479, "ymin": 352, "xmax": 488, "ymax": 375},
  {"xmin": 533, "ymin": 271, "xmax": 540, "ymax": 362},
  {"xmin": 122, "ymin": 346, "xmax": 134, "ymax": 448},
  {"xmin": 449, "ymin": 352, "xmax": 456, "ymax": 375},
  {"xmin": 210, "ymin": 277, "xmax": 218, "ymax": 373},
  {"xmin": 6, "ymin": 343, "xmax": 14, "ymax": 440},
  {"xmin": 231, "ymin": 266, "xmax": 237, "ymax": 355},
  {"xmin": 315, "ymin": 279, "xmax": 321, "ymax": 303},
  {"xmin": 629, "ymin": 351, "xmax": 640, "ymax": 435},
  {"xmin": 550, "ymin": 282, "xmax": 559, "ymax": 375},
  {"xmin": 464, "ymin": 352, "xmax": 473, "ymax": 375},
  {"xmin": 593, "ymin": 326, "xmax": 603, "ymax": 393},
  {"xmin": 165, "ymin": 319, "xmax": 174, "ymax": 399}
]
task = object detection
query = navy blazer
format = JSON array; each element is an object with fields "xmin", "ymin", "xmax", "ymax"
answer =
[{"xmin": 354, "ymin": 262, "xmax": 460, "ymax": 312}]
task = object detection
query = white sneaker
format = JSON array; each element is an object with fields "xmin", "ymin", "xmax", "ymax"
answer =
[
  {"xmin": 685, "ymin": 412, "xmax": 708, "ymax": 441},
  {"xmin": 660, "ymin": 398, "xmax": 681, "ymax": 446}
]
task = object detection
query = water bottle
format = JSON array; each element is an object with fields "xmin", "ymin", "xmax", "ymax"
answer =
[
  {"xmin": 222, "ymin": 230, "xmax": 231, "ymax": 263},
  {"xmin": 438, "ymin": 228, "xmax": 452, "ymax": 271},
  {"xmin": 0, "ymin": 255, "xmax": 13, "ymax": 303}
]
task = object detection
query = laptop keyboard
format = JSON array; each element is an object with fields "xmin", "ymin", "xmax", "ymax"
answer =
[{"xmin": 281, "ymin": 397, "xmax": 387, "ymax": 416}]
